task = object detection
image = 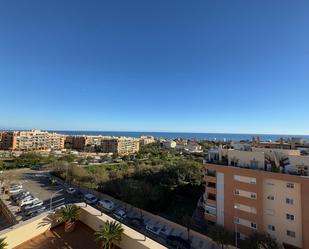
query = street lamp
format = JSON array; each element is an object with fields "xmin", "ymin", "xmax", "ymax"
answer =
[
  {"xmin": 50, "ymin": 189, "xmax": 63, "ymax": 211},
  {"xmin": 234, "ymin": 204, "xmax": 238, "ymax": 248}
]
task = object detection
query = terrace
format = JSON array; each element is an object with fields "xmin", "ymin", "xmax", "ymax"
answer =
[
  {"xmin": 14, "ymin": 221, "xmax": 102, "ymax": 249},
  {"xmin": 0, "ymin": 204, "xmax": 167, "ymax": 249}
]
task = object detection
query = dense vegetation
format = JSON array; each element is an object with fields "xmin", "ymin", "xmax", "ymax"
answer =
[{"xmin": 52, "ymin": 142, "xmax": 205, "ymax": 223}]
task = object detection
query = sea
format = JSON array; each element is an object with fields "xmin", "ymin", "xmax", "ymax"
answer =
[{"xmin": 50, "ymin": 131, "xmax": 309, "ymax": 142}]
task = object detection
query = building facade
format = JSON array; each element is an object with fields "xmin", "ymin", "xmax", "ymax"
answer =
[
  {"xmin": 64, "ymin": 136, "xmax": 86, "ymax": 151},
  {"xmin": 101, "ymin": 137, "xmax": 140, "ymax": 155},
  {"xmin": 0, "ymin": 130, "xmax": 64, "ymax": 151},
  {"xmin": 204, "ymin": 163, "xmax": 309, "ymax": 249}
]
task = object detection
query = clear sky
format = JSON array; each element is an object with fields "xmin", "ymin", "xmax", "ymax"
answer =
[{"xmin": 0, "ymin": 0, "xmax": 308, "ymax": 134}]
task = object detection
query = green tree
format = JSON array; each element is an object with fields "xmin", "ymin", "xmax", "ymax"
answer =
[
  {"xmin": 54, "ymin": 204, "xmax": 81, "ymax": 232},
  {"xmin": 208, "ymin": 225, "xmax": 232, "ymax": 249},
  {"xmin": 0, "ymin": 237, "xmax": 8, "ymax": 249},
  {"xmin": 94, "ymin": 220, "xmax": 124, "ymax": 249},
  {"xmin": 243, "ymin": 232, "xmax": 282, "ymax": 249}
]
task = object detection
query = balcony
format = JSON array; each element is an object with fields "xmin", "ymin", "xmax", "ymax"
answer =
[{"xmin": 205, "ymin": 193, "xmax": 217, "ymax": 206}]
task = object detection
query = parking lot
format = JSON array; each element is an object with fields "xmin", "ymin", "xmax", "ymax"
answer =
[{"xmin": 0, "ymin": 168, "xmax": 79, "ymax": 222}]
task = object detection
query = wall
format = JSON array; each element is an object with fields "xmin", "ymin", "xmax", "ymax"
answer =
[
  {"xmin": 0, "ymin": 213, "xmax": 52, "ymax": 249},
  {"xmin": 227, "ymin": 149, "xmax": 265, "ymax": 169},
  {"xmin": 78, "ymin": 204, "xmax": 167, "ymax": 249},
  {"xmin": 263, "ymin": 179, "xmax": 303, "ymax": 248}
]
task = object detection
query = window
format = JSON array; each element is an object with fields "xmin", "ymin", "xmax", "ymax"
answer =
[
  {"xmin": 267, "ymin": 195, "xmax": 274, "ymax": 200},
  {"xmin": 250, "ymin": 193, "xmax": 257, "ymax": 199},
  {"xmin": 251, "ymin": 222, "xmax": 257, "ymax": 229},
  {"xmin": 286, "ymin": 183, "xmax": 294, "ymax": 188},
  {"xmin": 234, "ymin": 189, "xmax": 240, "ymax": 195},
  {"xmin": 267, "ymin": 182, "xmax": 274, "ymax": 186},
  {"xmin": 287, "ymin": 230, "xmax": 296, "ymax": 238},
  {"xmin": 265, "ymin": 209, "xmax": 275, "ymax": 216},
  {"xmin": 268, "ymin": 224, "xmax": 275, "ymax": 231},
  {"xmin": 286, "ymin": 198, "xmax": 294, "ymax": 205},
  {"xmin": 286, "ymin": 214, "xmax": 295, "ymax": 221}
]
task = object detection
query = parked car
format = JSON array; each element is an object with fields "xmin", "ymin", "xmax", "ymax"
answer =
[
  {"xmin": 97, "ymin": 199, "xmax": 115, "ymax": 212},
  {"xmin": 66, "ymin": 187, "xmax": 76, "ymax": 194},
  {"xmin": 22, "ymin": 199, "xmax": 43, "ymax": 211},
  {"xmin": 17, "ymin": 195, "xmax": 34, "ymax": 205},
  {"xmin": 54, "ymin": 205, "xmax": 65, "ymax": 212},
  {"xmin": 20, "ymin": 197, "xmax": 39, "ymax": 207},
  {"xmin": 128, "ymin": 217, "xmax": 145, "ymax": 229},
  {"xmin": 24, "ymin": 205, "xmax": 46, "ymax": 217},
  {"xmin": 84, "ymin": 194, "xmax": 98, "ymax": 205},
  {"xmin": 11, "ymin": 191, "xmax": 30, "ymax": 202},
  {"xmin": 10, "ymin": 184, "xmax": 22, "ymax": 189},
  {"xmin": 113, "ymin": 209, "xmax": 127, "ymax": 220},
  {"xmin": 74, "ymin": 190, "xmax": 84, "ymax": 199},
  {"xmin": 166, "ymin": 235, "xmax": 190, "ymax": 249},
  {"xmin": 146, "ymin": 223, "xmax": 161, "ymax": 235},
  {"xmin": 9, "ymin": 186, "xmax": 23, "ymax": 194}
]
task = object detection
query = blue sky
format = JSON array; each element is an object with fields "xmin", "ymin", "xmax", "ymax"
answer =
[{"xmin": 0, "ymin": 0, "xmax": 308, "ymax": 134}]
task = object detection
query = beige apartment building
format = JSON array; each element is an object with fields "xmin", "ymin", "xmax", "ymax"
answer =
[
  {"xmin": 0, "ymin": 130, "xmax": 65, "ymax": 151},
  {"xmin": 101, "ymin": 137, "xmax": 140, "ymax": 155},
  {"xmin": 139, "ymin": 136, "xmax": 155, "ymax": 146},
  {"xmin": 204, "ymin": 147, "xmax": 309, "ymax": 249}
]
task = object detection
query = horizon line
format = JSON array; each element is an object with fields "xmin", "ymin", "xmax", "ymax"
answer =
[{"xmin": 1, "ymin": 128, "xmax": 309, "ymax": 137}]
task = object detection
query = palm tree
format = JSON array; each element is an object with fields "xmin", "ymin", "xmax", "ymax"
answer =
[
  {"xmin": 54, "ymin": 204, "xmax": 81, "ymax": 232},
  {"xmin": 0, "ymin": 237, "xmax": 8, "ymax": 249},
  {"xmin": 94, "ymin": 220, "xmax": 124, "ymax": 249}
]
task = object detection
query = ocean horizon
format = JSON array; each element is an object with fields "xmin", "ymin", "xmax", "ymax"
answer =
[{"xmin": 47, "ymin": 130, "xmax": 309, "ymax": 141}]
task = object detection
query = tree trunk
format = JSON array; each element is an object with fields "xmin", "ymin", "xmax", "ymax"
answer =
[{"xmin": 64, "ymin": 220, "xmax": 76, "ymax": 232}]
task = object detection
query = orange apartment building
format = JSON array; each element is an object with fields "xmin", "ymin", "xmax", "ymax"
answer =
[
  {"xmin": 0, "ymin": 130, "xmax": 65, "ymax": 151},
  {"xmin": 204, "ymin": 147, "xmax": 309, "ymax": 249}
]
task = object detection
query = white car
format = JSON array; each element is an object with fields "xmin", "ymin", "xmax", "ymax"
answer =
[
  {"xmin": 54, "ymin": 205, "xmax": 65, "ymax": 212},
  {"xmin": 17, "ymin": 195, "xmax": 34, "ymax": 205},
  {"xmin": 146, "ymin": 223, "xmax": 161, "ymax": 235},
  {"xmin": 84, "ymin": 194, "xmax": 98, "ymax": 205},
  {"xmin": 113, "ymin": 209, "xmax": 127, "ymax": 220},
  {"xmin": 66, "ymin": 187, "xmax": 76, "ymax": 194},
  {"xmin": 9, "ymin": 188, "xmax": 23, "ymax": 194},
  {"xmin": 22, "ymin": 199, "xmax": 43, "ymax": 211},
  {"xmin": 20, "ymin": 197, "xmax": 39, "ymax": 207},
  {"xmin": 10, "ymin": 184, "xmax": 23, "ymax": 189},
  {"xmin": 97, "ymin": 199, "xmax": 115, "ymax": 212}
]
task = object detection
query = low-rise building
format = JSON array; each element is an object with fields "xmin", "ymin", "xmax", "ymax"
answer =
[{"xmin": 162, "ymin": 140, "xmax": 176, "ymax": 149}]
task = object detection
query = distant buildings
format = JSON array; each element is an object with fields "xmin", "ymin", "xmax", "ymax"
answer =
[
  {"xmin": 204, "ymin": 142, "xmax": 309, "ymax": 248},
  {"xmin": 101, "ymin": 137, "xmax": 140, "ymax": 155},
  {"xmin": 0, "ymin": 130, "xmax": 64, "ymax": 151},
  {"xmin": 65, "ymin": 136, "xmax": 86, "ymax": 151},
  {"xmin": 139, "ymin": 136, "xmax": 155, "ymax": 146},
  {"xmin": 162, "ymin": 140, "xmax": 177, "ymax": 149}
]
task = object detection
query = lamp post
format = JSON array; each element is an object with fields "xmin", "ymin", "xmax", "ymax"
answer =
[
  {"xmin": 50, "ymin": 189, "xmax": 63, "ymax": 211},
  {"xmin": 234, "ymin": 204, "xmax": 238, "ymax": 248}
]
